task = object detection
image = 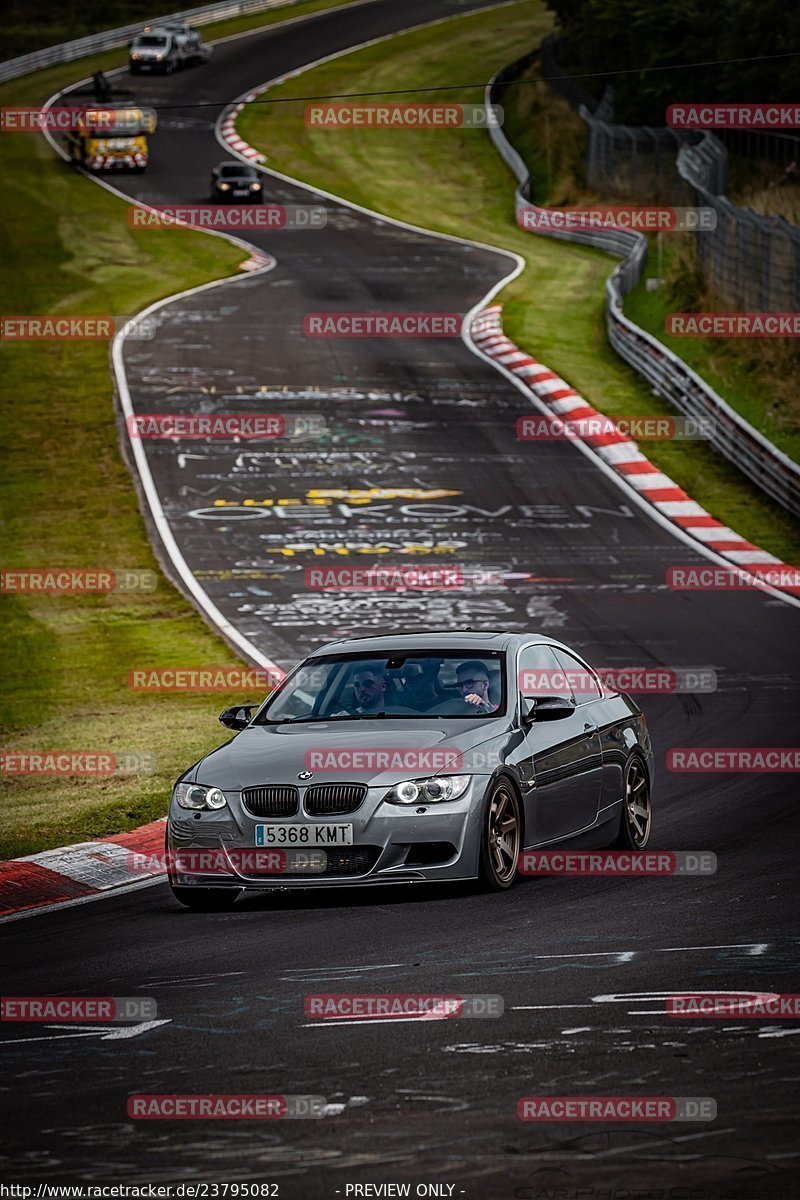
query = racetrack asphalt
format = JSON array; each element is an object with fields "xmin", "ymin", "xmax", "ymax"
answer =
[{"xmin": 2, "ymin": 1, "xmax": 798, "ymax": 1193}]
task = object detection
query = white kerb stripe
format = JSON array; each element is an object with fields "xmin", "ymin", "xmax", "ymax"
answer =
[
  {"xmin": 514, "ymin": 363, "xmax": 552, "ymax": 378},
  {"xmin": 21, "ymin": 841, "xmax": 161, "ymax": 888},
  {"xmin": 536, "ymin": 378, "xmax": 573, "ymax": 396},
  {"xmin": 549, "ymin": 396, "xmax": 589, "ymax": 414},
  {"xmin": 685, "ymin": 525, "xmax": 746, "ymax": 543},
  {"xmin": 624, "ymin": 472, "xmax": 677, "ymax": 491},
  {"xmin": 596, "ymin": 442, "xmax": 648, "ymax": 465},
  {"xmin": 654, "ymin": 500, "xmax": 708, "ymax": 517},
  {"xmin": 724, "ymin": 549, "xmax": 782, "ymax": 564}
]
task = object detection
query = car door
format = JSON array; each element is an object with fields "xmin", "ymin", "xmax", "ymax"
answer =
[{"xmin": 515, "ymin": 643, "xmax": 604, "ymax": 844}]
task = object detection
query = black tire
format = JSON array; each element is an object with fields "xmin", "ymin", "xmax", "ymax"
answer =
[
  {"xmin": 478, "ymin": 779, "xmax": 522, "ymax": 890},
  {"xmin": 170, "ymin": 885, "xmax": 241, "ymax": 911},
  {"xmin": 611, "ymin": 755, "xmax": 652, "ymax": 849}
]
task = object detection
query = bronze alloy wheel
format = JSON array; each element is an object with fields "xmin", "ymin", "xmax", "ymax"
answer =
[
  {"xmin": 624, "ymin": 756, "xmax": 652, "ymax": 847},
  {"xmin": 480, "ymin": 781, "xmax": 522, "ymax": 889}
]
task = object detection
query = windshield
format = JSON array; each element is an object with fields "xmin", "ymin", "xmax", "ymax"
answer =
[
  {"xmin": 219, "ymin": 165, "xmax": 257, "ymax": 178},
  {"xmin": 257, "ymin": 650, "xmax": 506, "ymax": 724},
  {"xmin": 136, "ymin": 35, "xmax": 169, "ymax": 46}
]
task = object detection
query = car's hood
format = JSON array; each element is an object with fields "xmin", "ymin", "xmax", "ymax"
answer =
[{"xmin": 192, "ymin": 718, "xmax": 513, "ymax": 790}]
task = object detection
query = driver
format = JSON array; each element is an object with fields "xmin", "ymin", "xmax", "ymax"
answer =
[
  {"xmin": 351, "ymin": 667, "xmax": 388, "ymax": 714},
  {"xmin": 456, "ymin": 660, "xmax": 498, "ymax": 714}
]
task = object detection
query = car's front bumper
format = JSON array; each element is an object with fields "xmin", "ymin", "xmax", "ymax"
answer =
[
  {"xmin": 212, "ymin": 190, "xmax": 262, "ymax": 201},
  {"xmin": 166, "ymin": 778, "xmax": 490, "ymax": 890}
]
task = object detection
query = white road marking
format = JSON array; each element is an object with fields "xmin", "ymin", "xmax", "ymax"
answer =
[
  {"xmin": 317, "ymin": 1095, "xmax": 370, "ymax": 1116},
  {"xmin": 282, "ymin": 963, "xmax": 405, "ymax": 977},
  {"xmin": 657, "ymin": 943, "xmax": 771, "ymax": 954},
  {"xmin": 592, "ymin": 990, "xmax": 780, "ymax": 1003},
  {"xmin": 534, "ymin": 950, "xmax": 637, "ymax": 961},
  {"xmin": 145, "ymin": 971, "xmax": 245, "ymax": 986},
  {"xmin": 511, "ymin": 1004, "xmax": 594, "ymax": 1011},
  {"xmin": 303, "ymin": 1006, "xmax": 456, "ymax": 1027},
  {"xmin": 0, "ymin": 1019, "xmax": 171, "ymax": 1045}
]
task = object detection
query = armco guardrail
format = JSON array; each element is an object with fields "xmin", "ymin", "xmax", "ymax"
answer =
[
  {"xmin": 0, "ymin": 0, "xmax": 304, "ymax": 83},
  {"xmin": 485, "ymin": 56, "xmax": 800, "ymax": 519},
  {"xmin": 677, "ymin": 137, "xmax": 800, "ymax": 313}
]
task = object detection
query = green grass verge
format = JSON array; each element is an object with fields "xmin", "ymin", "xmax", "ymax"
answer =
[
  {"xmin": 624, "ymin": 241, "xmax": 800, "ymax": 465},
  {"xmin": 239, "ymin": 2, "xmax": 800, "ymax": 564}
]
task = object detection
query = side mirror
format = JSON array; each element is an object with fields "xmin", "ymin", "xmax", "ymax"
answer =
[
  {"xmin": 522, "ymin": 695, "xmax": 575, "ymax": 723},
  {"xmin": 219, "ymin": 704, "xmax": 254, "ymax": 731}
]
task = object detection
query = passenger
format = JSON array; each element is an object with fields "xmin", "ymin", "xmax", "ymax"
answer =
[
  {"xmin": 401, "ymin": 662, "xmax": 439, "ymax": 711},
  {"xmin": 456, "ymin": 660, "xmax": 498, "ymax": 714}
]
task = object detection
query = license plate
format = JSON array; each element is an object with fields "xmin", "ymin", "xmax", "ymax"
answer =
[
  {"xmin": 256, "ymin": 823, "xmax": 353, "ymax": 847},
  {"xmin": 233, "ymin": 190, "xmax": 248, "ymax": 197}
]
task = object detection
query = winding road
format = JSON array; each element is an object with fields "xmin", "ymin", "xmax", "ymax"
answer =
[{"xmin": 2, "ymin": 1, "xmax": 798, "ymax": 1193}]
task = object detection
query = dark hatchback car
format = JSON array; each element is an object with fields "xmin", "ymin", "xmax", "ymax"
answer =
[
  {"xmin": 167, "ymin": 632, "xmax": 654, "ymax": 908},
  {"xmin": 210, "ymin": 161, "xmax": 263, "ymax": 201}
]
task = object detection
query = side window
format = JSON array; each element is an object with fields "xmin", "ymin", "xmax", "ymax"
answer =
[
  {"xmin": 552, "ymin": 648, "xmax": 602, "ymax": 704},
  {"xmin": 518, "ymin": 644, "xmax": 574, "ymax": 702}
]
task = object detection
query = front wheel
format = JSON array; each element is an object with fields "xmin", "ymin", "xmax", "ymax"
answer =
[
  {"xmin": 612, "ymin": 755, "xmax": 652, "ymax": 849},
  {"xmin": 478, "ymin": 780, "xmax": 522, "ymax": 890},
  {"xmin": 170, "ymin": 885, "xmax": 241, "ymax": 911}
]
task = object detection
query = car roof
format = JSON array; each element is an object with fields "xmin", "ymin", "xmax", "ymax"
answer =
[
  {"xmin": 217, "ymin": 161, "xmax": 257, "ymax": 171},
  {"xmin": 308, "ymin": 631, "xmax": 566, "ymax": 658}
]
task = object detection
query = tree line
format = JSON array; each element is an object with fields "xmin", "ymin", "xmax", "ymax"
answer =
[{"xmin": 545, "ymin": 0, "xmax": 800, "ymax": 124}]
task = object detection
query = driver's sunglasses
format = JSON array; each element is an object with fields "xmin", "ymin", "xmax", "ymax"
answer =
[{"xmin": 457, "ymin": 678, "xmax": 488, "ymax": 690}]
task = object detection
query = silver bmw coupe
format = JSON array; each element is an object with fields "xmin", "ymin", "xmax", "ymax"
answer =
[{"xmin": 166, "ymin": 631, "xmax": 654, "ymax": 908}]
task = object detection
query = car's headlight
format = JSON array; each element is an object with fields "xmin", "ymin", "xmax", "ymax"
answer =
[
  {"xmin": 250, "ymin": 182, "xmax": 262, "ymax": 191},
  {"xmin": 218, "ymin": 182, "xmax": 230, "ymax": 190},
  {"xmin": 131, "ymin": 53, "xmax": 141, "ymax": 60},
  {"xmin": 173, "ymin": 782, "xmax": 228, "ymax": 810},
  {"xmin": 155, "ymin": 54, "xmax": 163, "ymax": 61},
  {"xmin": 384, "ymin": 775, "xmax": 471, "ymax": 805}
]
